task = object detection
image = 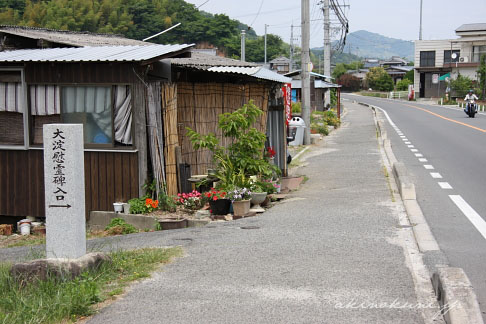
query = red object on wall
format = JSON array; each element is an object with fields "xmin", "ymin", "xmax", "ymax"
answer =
[{"xmin": 282, "ymin": 83, "xmax": 292, "ymax": 125}]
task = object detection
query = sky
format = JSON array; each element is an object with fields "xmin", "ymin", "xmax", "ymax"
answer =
[{"xmin": 184, "ymin": 0, "xmax": 486, "ymax": 48}]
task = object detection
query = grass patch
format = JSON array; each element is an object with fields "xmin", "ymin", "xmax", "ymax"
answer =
[
  {"xmin": 0, "ymin": 247, "xmax": 181, "ymax": 324},
  {"xmin": 6, "ymin": 235, "xmax": 46, "ymax": 248}
]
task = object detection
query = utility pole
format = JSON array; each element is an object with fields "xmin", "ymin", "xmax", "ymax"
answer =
[
  {"xmin": 290, "ymin": 24, "xmax": 294, "ymax": 72},
  {"xmin": 301, "ymin": 0, "xmax": 311, "ymax": 145},
  {"xmin": 419, "ymin": 0, "xmax": 423, "ymax": 40},
  {"xmin": 241, "ymin": 30, "xmax": 246, "ymax": 62},
  {"xmin": 264, "ymin": 24, "xmax": 268, "ymax": 65},
  {"xmin": 323, "ymin": 0, "xmax": 331, "ymax": 107}
]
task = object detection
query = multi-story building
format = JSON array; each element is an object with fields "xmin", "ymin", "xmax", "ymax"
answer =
[{"xmin": 414, "ymin": 23, "xmax": 486, "ymax": 98}]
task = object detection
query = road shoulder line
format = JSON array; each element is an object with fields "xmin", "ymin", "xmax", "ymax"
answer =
[{"xmin": 360, "ymin": 99, "xmax": 484, "ymax": 324}]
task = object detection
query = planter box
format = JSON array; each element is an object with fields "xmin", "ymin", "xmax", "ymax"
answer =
[{"xmin": 159, "ymin": 218, "xmax": 188, "ymax": 230}]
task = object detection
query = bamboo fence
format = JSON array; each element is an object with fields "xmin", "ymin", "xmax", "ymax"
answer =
[
  {"xmin": 176, "ymin": 81, "xmax": 270, "ymax": 178},
  {"xmin": 161, "ymin": 83, "xmax": 179, "ymax": 196}
]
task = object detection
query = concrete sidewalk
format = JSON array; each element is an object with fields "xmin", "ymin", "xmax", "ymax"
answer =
[{"xmin": 82, "ymin": 103, "xmax": 436, "ymax": 323}]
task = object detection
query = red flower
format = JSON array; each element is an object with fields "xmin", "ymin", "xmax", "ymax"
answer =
[{"xmin": 213, "ymin": 196, "xmax": 218, "ymax": 201}]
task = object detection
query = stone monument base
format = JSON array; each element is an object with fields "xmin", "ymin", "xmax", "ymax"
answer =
[{"xmin": 10, "ymin": 253, "xmax": 111, "ymax": 282}]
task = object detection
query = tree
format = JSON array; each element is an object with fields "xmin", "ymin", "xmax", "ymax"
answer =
[
  {"xmin": 366, "ymin": 67, "xmax": 393, "ymax": 91},
  {"xmin": 450, "ymin": 73, "xmax": 474, "ymax": 98},
  {"xmin": 332, "ymin": 63, "xmax": 348, "ymax": 80},
  {"xmin": 403, "ymin": 69, "xmax": 414, "ymax": 82},
  {"xmin": 337, "ymin": 74, "xmax": 361, "ymax": 91},
  {"xmin": 477, "ymin": 54, "xmax": 486, "ymax": 100},
  {"xmin": 396, "ymin": 79, "xmax": 412, "ymax": 91}
]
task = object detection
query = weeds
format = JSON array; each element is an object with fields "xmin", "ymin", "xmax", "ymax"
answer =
[{"xmin": 0, "ymin": 247, "xmax": 181, "ymax": 324}]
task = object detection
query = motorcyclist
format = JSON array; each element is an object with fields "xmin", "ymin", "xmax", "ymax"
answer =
[{"xmin": 464, "ymin": 89, "xmax": 478, "ymax": 114}]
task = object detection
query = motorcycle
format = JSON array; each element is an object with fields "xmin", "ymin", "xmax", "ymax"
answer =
[{"xmin": 465, "ymin": 99, "xmax": 477, "ymax": 118}]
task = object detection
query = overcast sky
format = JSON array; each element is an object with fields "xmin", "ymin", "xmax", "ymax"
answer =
[{"xmin": 185, "ymin": 0, "xmax": 486, "ymax": 47}]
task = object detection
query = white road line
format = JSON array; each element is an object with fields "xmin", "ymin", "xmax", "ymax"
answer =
[
  {"xmin": 400, "ymin": 135, "xmax": 406, "ymax": 138},
  {"xmin": 424, "ymin": 165, "xmax": 434, "ymax": 169},
  {"xmin": 408, "ymin": 145, "xmax": 415, "ymax": 148},
  {"xmin": 449, "ymin": 195, "xmax": 486, "ymax": 240},
  {"xmin": 411, "ymin": 149, "xmax": 418, "ymax": 152},
  {"xmin": 430, "ymin": 172, "xmax": 442, "ymax": 178},
  {"xmin": 438, "ymin": 182, "xmax": 453, "ymax": 189},
  {"xmin": 418, "ymin": 158, "xmax": 428, "ymax": 162},
  {"xmin": 402, "ymin": 139, "xmax": 408, "ymax": 141},
  {"xmin": 415, "ymin": 153, "xmax": 423, "ymax": 157},
  {"xmin": 405, "ymin": 141, "xmax": 411, "ymax": 144}
]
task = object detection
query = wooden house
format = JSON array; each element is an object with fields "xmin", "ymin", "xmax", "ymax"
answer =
[
  {"xmin": 0, "ymin": 46, "xmax": 291, "ymax": 221},
  {"xmin": 0, "ymin": 44, "xmax": 193, "ymax": 221},
  {"xmin": 284, "ymin": 70, "xmax": 338, "ymax": 110}
]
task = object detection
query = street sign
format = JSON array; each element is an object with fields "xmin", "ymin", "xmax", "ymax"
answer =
[{"xmin": 432, "ymin": 74, "xmax": 439, "ymax": 84}]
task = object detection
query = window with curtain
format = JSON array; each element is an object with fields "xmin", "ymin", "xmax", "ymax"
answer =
[
  {"xmin": 29, "ymin": 85, "xmax": 132, "ymax": 147},
  {"xmin": 0, "ymin": 71, "xmax": 24, "ymax": 146}
]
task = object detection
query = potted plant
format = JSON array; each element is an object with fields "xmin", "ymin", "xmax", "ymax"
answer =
[
  {"xmin": 175, "ymin": 190, "xmax": 203, "ymax": 212},
  {"xmin": 205, "ymin": 188, "xmax": 230, "ymax": 216},
  {"xmin": 227, "ymin": 187, "xmax": 252, "ymax": 218},
  {"xmin": 250, "ymin": 183, "xmax": 268, "ymax": 213}
]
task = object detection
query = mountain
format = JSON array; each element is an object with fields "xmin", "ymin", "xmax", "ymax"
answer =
[{"xmin": 340, "ymin": 30, "xmax": 414, "ymax": 61}]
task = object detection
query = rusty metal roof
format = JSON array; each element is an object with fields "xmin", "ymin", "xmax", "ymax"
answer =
[
  {"xmin": 0, "ymin": 25, "xmax": 149, "ymax": 47},
  {"xmin": 0, "ymin": 44, "xmax": 193, "ymax": 63}
]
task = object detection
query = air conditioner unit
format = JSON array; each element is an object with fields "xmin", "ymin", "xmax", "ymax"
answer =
[{"xmin": 459, "ymin": 56, "xmax": 469, "ymax": 63}]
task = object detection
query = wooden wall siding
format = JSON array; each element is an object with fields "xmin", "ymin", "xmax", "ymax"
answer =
[
  {"xmin": 0, "ymin": 150, "xmax": 138, "ymax": 218},
  {"xmin": 0, "ymin": 150, "xmax": 44, "ymax": 217},
  {"xmin": 25, "ymin": 63, "xmax": 138, "ymax": 84},
  {"xmin": 161, "ymin": 83, "xmax": 179, "ymax": 196},
  {"xmin": 177, "ymin": 82, "xmax": 269, "ymax": 176},
  {"xmin": 84, "ymin": 151, "xmax": 139, "ymax": 218}
]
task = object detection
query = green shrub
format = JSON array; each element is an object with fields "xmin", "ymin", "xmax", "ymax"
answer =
[
  {"xmin": 105, "ymin": 218, "xmax": 137, "ymax": 235},
  {"xmin": 291, "ymin": 102, "xmax": 302, "ymax": 114},
  {"xmin": 324, "ymin": 110, "xmax": 340, "ymax": 127},
  {"xmin": 311, "ymin": 123, "xmax": 329, "ymax": 136}
]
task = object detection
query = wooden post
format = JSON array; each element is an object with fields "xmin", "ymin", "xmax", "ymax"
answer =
[
  {"xmin": 133, "ymin": 81, "xmax": 148, "ymax": 197},
  {"xmin": 337, "ymin": 87, "xmax": 341, "ymax": 120}
]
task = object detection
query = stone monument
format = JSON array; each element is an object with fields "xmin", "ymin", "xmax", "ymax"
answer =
[{"xmin": 43, "ymin": 124, "xmax": 86, "ymax": 259}]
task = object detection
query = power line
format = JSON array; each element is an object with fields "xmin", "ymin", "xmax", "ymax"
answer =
[{"xmin": 249, "ymin": 0, "xmax": 265, "ymax": 27}]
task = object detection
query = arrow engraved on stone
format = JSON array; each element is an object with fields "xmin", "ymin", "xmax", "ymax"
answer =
[{"xmin": 49, "ymin": 204, "xmax": 72, "ymax": 208}]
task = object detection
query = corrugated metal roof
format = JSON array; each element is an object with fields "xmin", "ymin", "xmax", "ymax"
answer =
[
  {"xmin": 292, "ymin": 79, "xmax": 339, "ymax": 89},
  {"xmin": 172, "ymin": 52, "xmax": 290, "ymax": 83},
  {"xmin": 208, "ymin": 66, "xmax": 260, "ymax": 74},
  {"xmin": 171, "ymin": 52, "xmax": 258, "ymax": 68},
  {"xmin": 284, "ymin": 70, "xmax": 333, "ymax": 80},
  {"xmin": 456, "ymin": 23, "xmax": 486, "ymax": 33},
  {"xmin": 0, "ymin": 25, "xmax": 149, "ymax": 47},
  {"xmin": 0, "ymin": 44, "xmax": 193, "ymax": 62},
  {"xmin": 252, "ymin": 67, "xmax": 291, "ymax": 83}
]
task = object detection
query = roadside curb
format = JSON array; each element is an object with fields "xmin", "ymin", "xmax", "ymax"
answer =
[{"xmin": 359, "ymin": 100, "xmax": 484, "ymax": 324}]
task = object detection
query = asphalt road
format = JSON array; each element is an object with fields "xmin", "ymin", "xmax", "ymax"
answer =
[
  {"xmin": 83, "ymin": 102, "xmax": 425, "ymax": 323},
  {"xmin": 345, "ymin": 94, "xmax": 486, "ymax": 320}
]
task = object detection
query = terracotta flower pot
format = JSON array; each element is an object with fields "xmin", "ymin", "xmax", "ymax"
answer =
[
  {"xmin": 232, "ymin": 200, "xmax": 250, "ymax": 217},
  {"xmin": 209, "ymin": 199, "xmax": 231, "ymax": 215}
]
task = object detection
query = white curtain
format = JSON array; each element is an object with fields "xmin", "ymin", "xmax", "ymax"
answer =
[
  {"xmin": 62, "ymin": 86, "xmax": 111, "ymax": 113},
  {"xmin": 30, "ymin": 85, "xmax": 60, "ymax": 115},
  {"xmin": 114, "ymin": 86, "xmax": 132, "ymax": 145},
  {"xmin": 0, "ymin": 82, "xmax": 22, "ymax": 113},
  {"xmin": 28, "ymin": 84, "xmax": 132, "ymax": 145}
]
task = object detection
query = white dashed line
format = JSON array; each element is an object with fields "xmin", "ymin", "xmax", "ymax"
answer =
[
  {"xmin": 411, "ymin": 149, "xmax": 418, "ymax": 152},
  {"xmin": 449, "ymin": 195, "xmax": 486, "ymax": 240},
  {"xmin": 415, "ymin": 153, "xmax": 423, "ymax": 157},
  {"xmin": 424, "ymin": 165, "xmax": 434, "ymax": 170},
  {"xmin": 430, "ymin": 172, "xmax": 442, "ymax": 179},
  {"xmin": 405, "ymin": 141, "xmax": 411, "ymax": 144},
  {"xmin": 408, "ymin": 145, "xmax": 415, "ymax": 148},
  {"xmin": 419, "ymin": 158, "xmax": 428, "ymax": 162},
  {"xmin": 438, "ymin": 182, "xmax": 453, "ymax": 189}
]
